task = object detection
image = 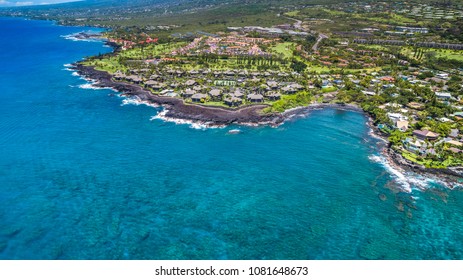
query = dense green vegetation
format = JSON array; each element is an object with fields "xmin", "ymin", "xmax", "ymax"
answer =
[{"xmin": 263, "ymin": 91, "xmax": 313, "ymax": 113}]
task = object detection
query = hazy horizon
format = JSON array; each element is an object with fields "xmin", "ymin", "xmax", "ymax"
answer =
[{"xmin": 0, "ymin": 0, "xmax": 80, "ymax": 7}]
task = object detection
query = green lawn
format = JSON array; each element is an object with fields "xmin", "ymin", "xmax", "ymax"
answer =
[
  {"xmin": 434, "ymin": 49, "xmax": 463, "ymax": 62},
  {"xmin": 201, "ymin": 101, "xmax": 230, "ymax": 108},
  {"xmin": 270, "ymin": 42, "xmax": 296, "ymax": 60},
  {"xmin": 120, "ymin": 42, "xmax": 187, "ymax": 59},
  {"xmin": 306, "ymin": 64, "xmax": 332, "ymax": 74},
  {"xmin": 84, "ymin": 57, "xmax": 126, "ymax": 73},
  {"xmin": 285, "ymin": 11, "xmax": 299, "ymax": 17},
  {"xmin": 400, "ymin": 47, "xmax": 463, "ymax": 62},
  {"xmin": 357, "ymin": 44, "xmax": 390, "ymax": 51}
]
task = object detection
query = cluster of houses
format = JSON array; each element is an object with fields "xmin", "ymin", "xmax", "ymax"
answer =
[
  {"xmin": 112, "ymin": 67, "xmax": 310, "ymax": 106},
  {"xmin": 361, "ymin": 69, "xmax": 463, "ymax": 158},
  {"xmin": 107, "ymin": 34, "xmax": 158, "ymax": 51},
  {"xmin": 354, "ymin": 38, "xmax": 463, "ymax": 51},
  {"xmin": 313, "ymin": 46, "xmax": 395, "ymax": 68},
  {"xmin": 403, "ymin": 128, "xmax": 463, "ymax": 156},
  {"xmin": 398, "ymin": 3, "xmax": 463, "ymax": 20},
  {"xmin": 171, "ymin": 35, "xmax": 276, "ymax": 57},
  {"xmin": 326, "ymin": 1, "xmax": 463, "ymax": 20}
]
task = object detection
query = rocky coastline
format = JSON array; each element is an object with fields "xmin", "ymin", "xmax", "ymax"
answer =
[
  {"xmin": 368, "ymin": 118, "xmax": 463, "ymax": 184},
  {"xmin": 72, "ymin": 62, "xmax": 463, "ymax": 186},
  {"xmin": 385, "ymin": 147, "xmax": 463, "ymax": 183},
  {"xmin": 73, "ymin": 63, "xmax": 287, "ymax": 126}
]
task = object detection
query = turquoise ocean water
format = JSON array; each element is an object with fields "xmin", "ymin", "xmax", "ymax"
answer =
[{"xmin": 1, "ymin": 17, "xmax": 463, "ymax": 259}]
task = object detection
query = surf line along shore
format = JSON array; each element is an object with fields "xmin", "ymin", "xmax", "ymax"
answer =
[
  {"xmin": 72, "ymin": 63, "xmax": 365, "ymax": 127},
  {"xmin": 72, "ymin": 63, "xmax": 288, "ymax": 126},
  {"xmin": 71, "ymin": 63, "xmax": 463, "ymax": 185},
  {"xmin": 367, "ymin": 116, "xmax": 463, "ymax": 187}
]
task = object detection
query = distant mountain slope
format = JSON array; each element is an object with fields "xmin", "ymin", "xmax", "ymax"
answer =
[{"xmin": 2, "ymin": 0, "xmax": 463, "ymax": 31}]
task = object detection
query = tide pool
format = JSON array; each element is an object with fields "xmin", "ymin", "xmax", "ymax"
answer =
[{"xmin": 1, "ymin": 18, "xmax": 463, "ymax": 260}]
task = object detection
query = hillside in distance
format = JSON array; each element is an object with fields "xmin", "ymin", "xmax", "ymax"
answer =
[
  {"xmin": 0, "ymin": 0, "xmax": 362, "ymax": 30},
  {"xmin": 2, "ymin": 0, "xmax": 463, "ymax": 35}
]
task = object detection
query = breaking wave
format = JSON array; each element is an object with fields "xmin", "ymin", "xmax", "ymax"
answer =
[
  {"xmin": 121, "ymin": 97, "xmax": 160, "ymax": 108},
  {"xmin": 76, "ymin": 81, "xmax": 117, "ymax": 92},
  {"xmin": 368, "ymin": 154, "xmax": 455, "ymax": 192},
  {"xmin": 61, "ymin": 32, "xmax": 103, "ymax": 43},
  {"xmin": 150, "ymin": 109, "xmax": 225, "ymax": 130},
  {"xmin": 78, "ymin": 83, "xmax": 105, "ymax": 90}
]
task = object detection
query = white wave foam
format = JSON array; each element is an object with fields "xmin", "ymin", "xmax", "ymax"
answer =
[
  {"xmin": 62, "ymin": 64, "xmax": 76, "ymax": 72},
  {"xmin": 121, "ymin": 98, "xmax": 160, "ymax": 108},
  {"xmin": 368, "ymin": 154, "xmax": 454, "ymax": 191},
  {"xmin": 239, "ymin": 121, "xmax": 282, "ymax": 128},
  {"xmin": 78, "ymin": 75, "xmax": 96, "ymax": 82},
  {"xmin": 71, "ymin": 72, "xmax": 80, "ymax": 77},
  {"xmin": 78, "ymin": 83, "xmax": 104, "ymax": 90},
  {"xmin": 367, "ymin": 126, "xmax": 388, "ymax": 143},
  {"xmin": 61, "ymin": 33, "xmax": 103, "ymax": 43},
  {"xmin": 77, "ymin": 82, "xmax": 118, "ymax": 93},
  {"xmin": 150, "ymin": 109, "xmax": 225, "ymax": 130},
  {"xmin": 369, "ymin": 154, "xmax": 412, "ymax": 192}
]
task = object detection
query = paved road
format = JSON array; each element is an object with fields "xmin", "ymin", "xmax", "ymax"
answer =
[
  {"xmin": 312, "ymin": 33, "xmax": 328, "ymax": 51},
  {"xmin": 283, "ymin": 15, "xmax": 328, "ymax": 52}
]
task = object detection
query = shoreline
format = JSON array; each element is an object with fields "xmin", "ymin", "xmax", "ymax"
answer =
[
  {"xmin": 73, "ymin": 63, "xmax": 366, "ymax": 127},
  {"xmin": 367, "ymin": 115, "xmax": 463, "ymax": 184},
  {"xmin": 73, "ymin": 63, "xmax": 287, "ymax": 126},
  {"xmin": 72, "ymin": 63, "xmax": 463, "ymax": 185}
]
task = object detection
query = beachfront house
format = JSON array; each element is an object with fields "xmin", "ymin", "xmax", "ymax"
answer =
[
  {"xmin": 113, "ymin": 72, "xmax": 126, "ymax": 81},
  {"xmin": 144, "ymin": 80, "xmax": 158, "ymax": 88},
  {"xmin": 224, "ymin": 97, "xmax": 242, "ymax": 107},
  {"xmin": 191, "ymin": 93, "xmax": 208, "ymax": 102},
  {"xmin": 182, "ymin": 89, "xmax": 196, "ymax": 98},
  {"xmin": 248, "ymin": 93, "xmax": 264, "ymax": 103},
  {"xmin": 404, "ymin": 137, "xmax": 425, "ymax": 153},
  {"xmin": 267, "ymin": 92, "xmax": 281, "ymax": 101},
  {"xmin": 151, "ymin": 83, "xmax": 166, "ymax": 91},
  {"xmin": 209, "ymin": 89, "xmax": 222, "ymax": 101},
  {"xmin": 126, "ymin": 75, "xmax": 143, "ymax": 84},
  {"xmin": 160, "ymin": 89, "xmax": 175, "ymax": 96}
]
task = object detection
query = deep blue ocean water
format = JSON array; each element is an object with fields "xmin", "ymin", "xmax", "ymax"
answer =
[{"xmin": 1, "ymin": 17, "xmax": 463, "ymax": 260}]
